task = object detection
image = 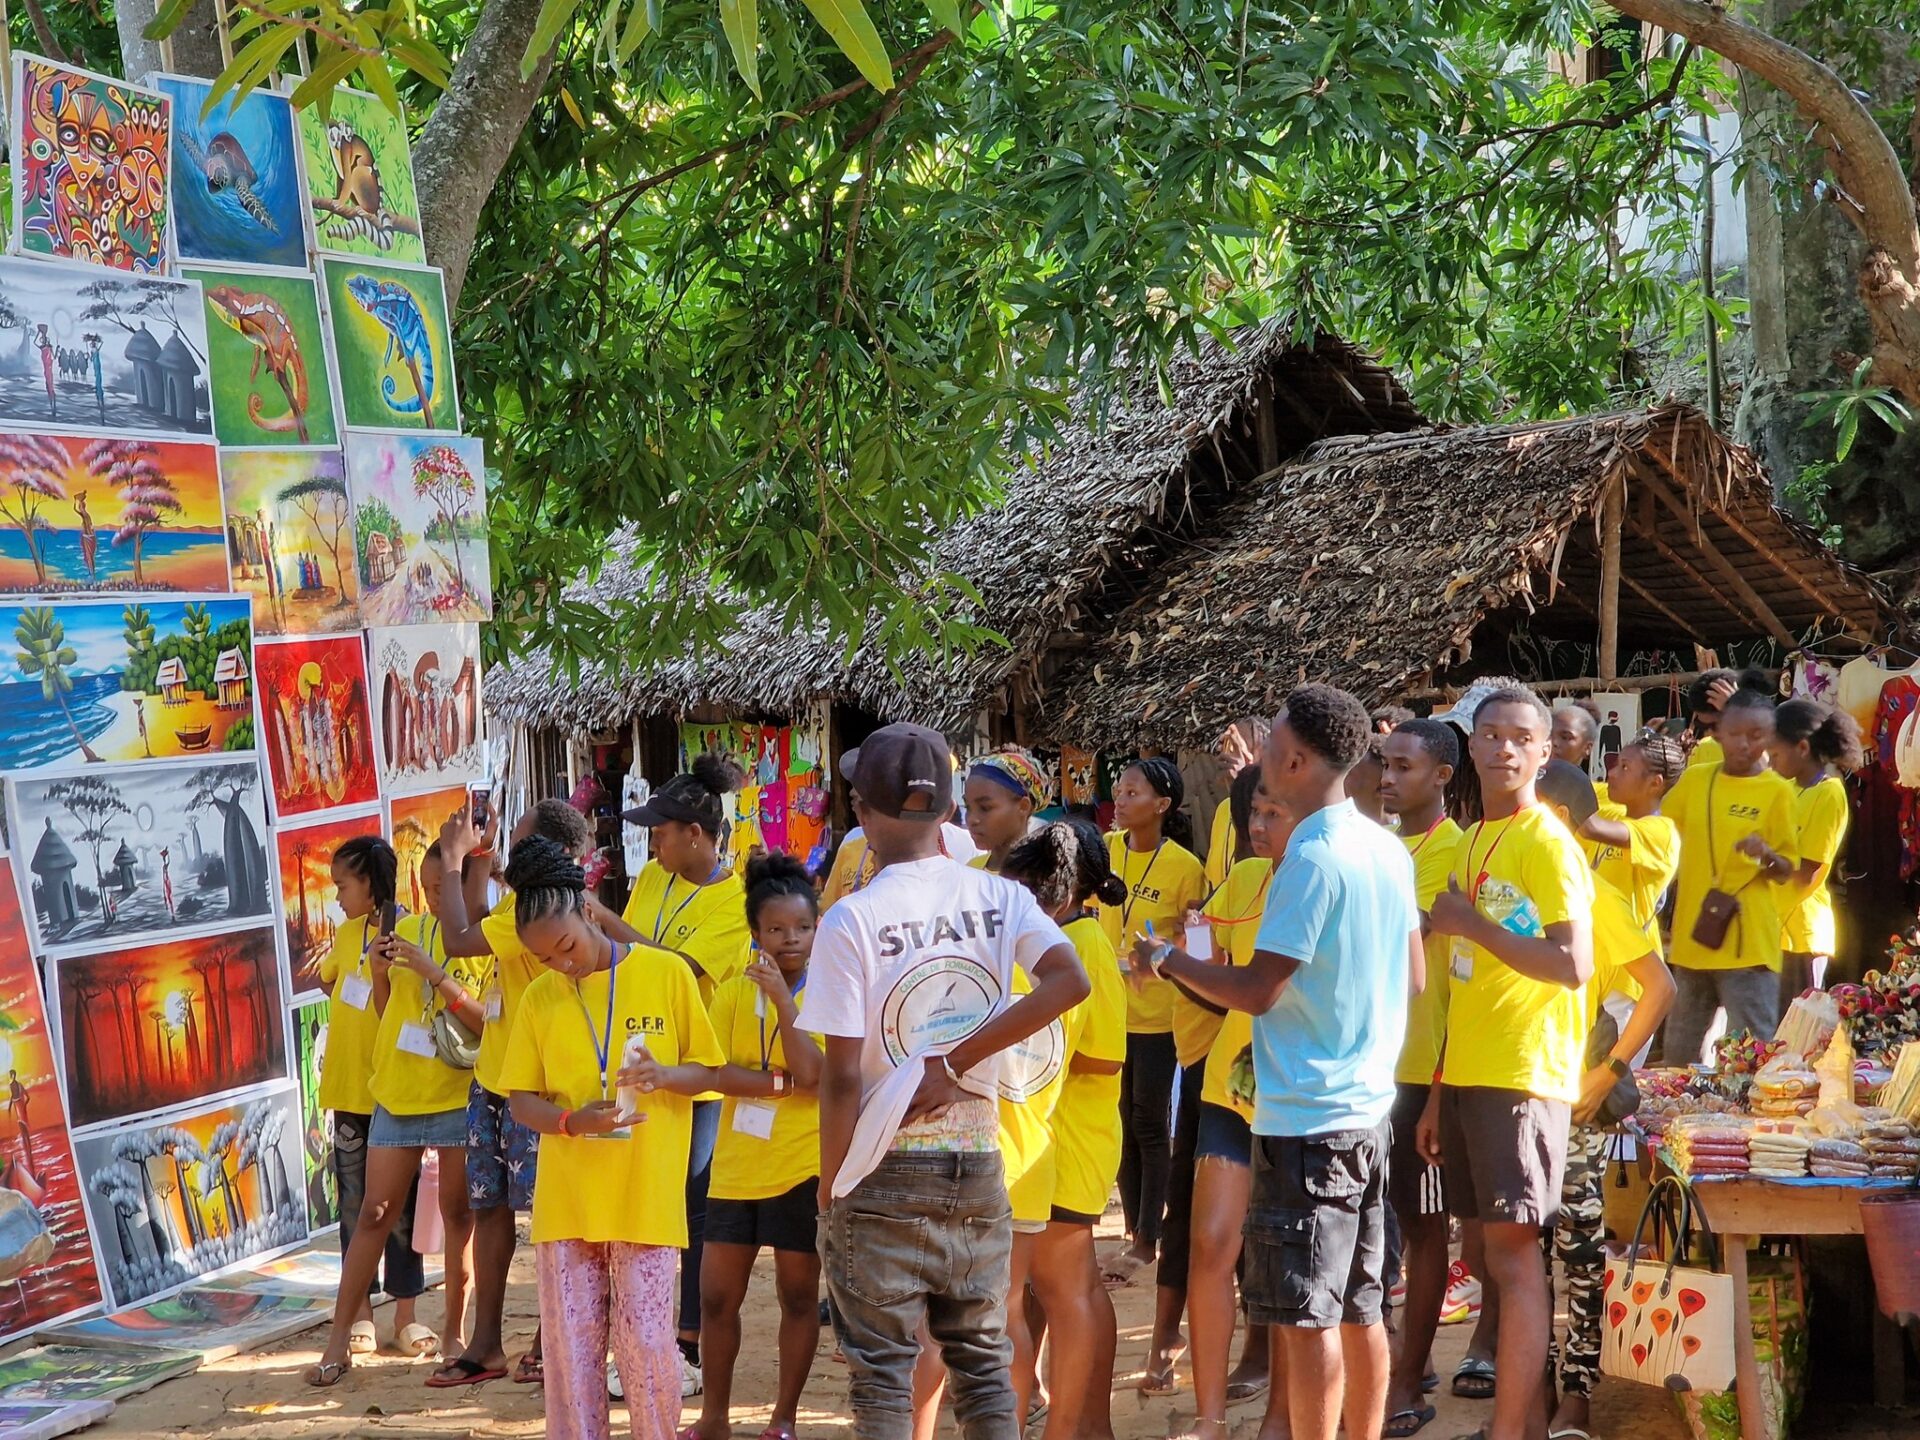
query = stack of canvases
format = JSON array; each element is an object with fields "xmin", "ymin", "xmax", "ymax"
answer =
[{"xmin": 0, "ymin": 50, "xmax": 490, "ymax": 1350}]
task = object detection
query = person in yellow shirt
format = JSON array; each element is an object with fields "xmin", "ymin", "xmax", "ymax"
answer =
[
  {"xmin": 307, "ymin": 843, "xmax": 488, "ymax": 1387},
  {"xmin": 685, "ymin": 855, "xmax": 824, "ymax": 1440},
  {"xmin": 1771, "ymin": 697, "xmax": 1863, "ymax": 1002},
  {"xmin": 1663, "ymin": 688, "xmax": 1800, "ymax": 1064},
  {"xmin": 1205, "ymin": 721, "xmax": 1263, "ymax": 889},
  {"xmin": 497, "ymin": 836, "xmax": 723, "ymax": 1440},
  {"xmin": 1423, "ymin": 691, "xmax": 1595, "ymax": 1440},
  {"xmin": 1575, "ymin": 732, "xmax": 1686, "ymax": 940},
  {"xmin": 963, "ymin": 747, "xmax": 1050, "ymax": 869},
  {"xmin": 1097, "ymin": 757, "xmax": 1207, "ymax": 1284},
  {"xmin": 1682, "ymin": 667, "xmax": 1768, "ymax": 769}
]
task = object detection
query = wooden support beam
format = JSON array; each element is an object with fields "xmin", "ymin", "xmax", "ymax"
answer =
[
  {"xmin": 1403, "ymin": 667, "xmax": 1782, "ymax": 703},
  {"xmin": 1639, "ymin": 472, "xmax": 1798, "ymax": 647},
  {"xmin": 1620, "ymin": 571, "xmax": 1710, "ymax": 644},
  {"xmin": 1624, "ymin": 515, "xmax": 1763, "ymax": 636},
  {"xmin": 1599, "ymin": 478, "xmax": 1624, "ymax": 680},
  {"xmin": 1256, "ymin": 380, "xmax": 1282, "ymax": 470}
]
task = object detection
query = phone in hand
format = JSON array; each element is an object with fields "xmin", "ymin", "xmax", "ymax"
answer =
[
  {"xmin": 469, "ymin": 782, "xmax": 492, "ymax": 832},
  {"xmin": 378, "ymin": 900, "xmax": 398, "ymax": 938}
]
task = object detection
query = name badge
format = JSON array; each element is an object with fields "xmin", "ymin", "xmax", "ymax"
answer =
[
  {"xmin": 482, "ymin": 984, "xmax": 503, "ymax": 1023},
  {"xmin": 397, "ymin": 1021, "xmax": 437, "ymax": 1058},
  {"xmin": 732, "ymin": 1100, "xmax": 777, "ymax": 1140},
  {"xmin": 1449, "ymin": 938, "xmax": 1474, "ymax": 983},
  {"xmin": 340, "ymin": 973, "xmax": 373, "ymax": 1011}
]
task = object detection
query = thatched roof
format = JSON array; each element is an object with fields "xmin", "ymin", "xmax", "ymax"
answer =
[
  {"xmin": 486, "ymin": 321, "xmax": 1422, "ymax": 732},
  {"xmin": 1047, "ymin": 403, "xmax": 1897, "ymax": 750}
]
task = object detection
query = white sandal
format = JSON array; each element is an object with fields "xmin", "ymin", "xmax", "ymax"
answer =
[
  {"xmin": 397, "ymin": 1322, "xmax": 439, "ymax": 1357},
  {"xmin": 347, "ymin": 1321, "xmax": 377, "ymax": 1356}
]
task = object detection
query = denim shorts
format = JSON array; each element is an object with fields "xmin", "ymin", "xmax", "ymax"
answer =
[
  {"xmin": 371, "ymin": 1104, "xmax": 469, "ymax": 1149},
  {"xmin": 1195, "ymin": 1102, "xmax": 1252, "ymax": 1166},
  {"xmin": 465, "ymin": 1081, "xmax": 538, "ymax": 1211}
]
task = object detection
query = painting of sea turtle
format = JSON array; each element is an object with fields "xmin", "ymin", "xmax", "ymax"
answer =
[{"xmin": 150, "ymin": 74, "xmax": 305, "ymax": 270}]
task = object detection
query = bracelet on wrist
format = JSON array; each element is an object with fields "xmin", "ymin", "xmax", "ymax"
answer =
[{"xmin": 556, "ymin": 1109, "xmax": 573, "ymax": 1137}]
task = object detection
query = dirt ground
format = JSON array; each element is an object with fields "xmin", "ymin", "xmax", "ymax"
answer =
[{"xmin": 101, "ymin": 1217, "xmax": 1917, "ymax": 1440}]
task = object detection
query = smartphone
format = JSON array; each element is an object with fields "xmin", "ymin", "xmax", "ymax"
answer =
[
  {"xmin": 469, "ymin": 782, "xmax": 492, "ymax": 832},
  {"xmin": 378, "ymin": 900, "xmax": 398, "ymax": 938}
]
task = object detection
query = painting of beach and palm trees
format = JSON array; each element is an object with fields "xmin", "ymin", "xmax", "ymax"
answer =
[
  {"xmin": 251, "ymin": 636, "xmax": 378, "ymax": 820},
  {"xmin": 0, "ymin": 434, "xmax": 227, "ymax": 595},
  {"xmin": 184, "ymin": 267, "xmax": 339, "ymax": 449},
  {"xmin": 72, "ymin": 1084, "xmax": 308, "ymax": 1309},
  {"xmin": 386, "ymin": 784, "xmax": 464, "ymax": 919},
  {"xmin": 345, "ymin": 434, "xmax": 489, "ymax": 622},
  {"xmin": 0, "ymin": 598, "xmax": 253, "ymax": 772},
  {"xmin": 10, "ymin": 757, "xmax": 272, "ymax": 954},
  {"xmin": 0, "ymin": 258, "xmax": 213, "ymax": 438},
  {"xmin": 0, "ymin": 858, "xmax": 104, "ymax": 1345},
  {"xmin": 275, "ymin": 806, "xmax": 381, "ymax": 996},
  {"xmin": 218, "ymin": 449, "xmax": 358, "ymax": 636},
  {"xmin": 51, "ymin": 925, "xmax": 288, "ymax": 1130},
  {"xmin": 289, "ymin": 997, "xmax": 332, "ymax": 1229},
  {"xmin": 151, "ymin": 74, "xmax": 306, "ymax": 271},
  {"xmin": 319, "ymin": 258, "xmax": 458, "ymax": 435},
  {"xmin": 368, "ymin": 624, "xmax": 483, "ymax": 797}
]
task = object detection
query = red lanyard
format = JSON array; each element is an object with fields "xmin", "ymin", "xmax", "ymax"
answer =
[
  {"xmin": 1205, "ymin": 860, "xmax": 1277, "ymax": 927},
  {"xmin": 1406, "ymin": 814, "xmax": 1447, "ymax": 863},
  {"xmin": 1465, "ymin": 807, "xmax": 1531, "ymax": 903}
]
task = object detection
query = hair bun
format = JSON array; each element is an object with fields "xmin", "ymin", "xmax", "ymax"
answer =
[
  {"xmin": 745, "ymin": 852, "xmax": 809, "ymax": 891},
  {"xmin": 691, "ymin": 752, "xmax": 747, "ymax": 796},
  {"xmin": 506, "ymin": 834, "xmax": 585, "ymax": 895},
  {"xmin": 1094, "ymin": 874, "xmax": 1129, "ymax": 906}
]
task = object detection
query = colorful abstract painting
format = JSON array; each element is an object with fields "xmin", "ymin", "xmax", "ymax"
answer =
[
  {"xmin": 12, "ymin": 56, "xmax": 172, "ymax": 273},
  {"xmin": 386, "ymin": 784, "xmax": 465, "ymax": 919},
  {"xmin": 344, "ymin": 433, "xmax": 489, "ymax": 622},
  {"xmin": 0, "ymin": 1398, "xmax": 114, "ymax": 1439},
  {"xmin": 276, "ymin": 806, "xmax": 381, "ymax": 996},
  {"xmin": 289, "ymin": 997, "xmax": 333, "ymax": 1229},
  {"xmin": 318, "ymin": 258, "xmax": 458, "ymax": 434},
  {"xmin": 0, "ymin": 259, "xmax": 213, "ymax": 439},
  {"xmin": 368, "ymin": 624, "xmax": 483, "ymax": 797},
  {"xmin": 0, "ymin": 857, "xmax": 104, "ymax": 1345},
  {"xmin": 218, "ymin": 449, "xmax": 358, "ymax": 636},
  {"xmin": 152, "ymin": 74, "xmax": 304, "ymax": 270},
  {"xmin": 183, "ymin": 267, "xmax": 339, "ymax": 448},
  {"xmin": 11, "ymin": 757, "xmax": 272, "ymax": 954},
  {"xmin": 51, "ymin": 924, "xmax": 288, "ymax": 1130},
  {"xmin": 0, "ymin": 1344, "xmax": 196, "ymax": 1402},
  {"xmin": 296, "ymin": 87, "xmax": 424, "ymax": 263},
  {"xmin": 72, "ymin": 1085, "xmax": 308, "ymax": 1309},
  {"xmin": 0, "ymin": 598, "xmax": 253, "ymax": 772},
  {"xmin": 0, "ymin": 433, "xmax": 227, "ymax": 595},
  {"xmin": 251, "ymin": 635, "xmax": 379, "ymax": 819},
  {"xmin": 48, "ymin": 1286, "xmax": 329, "ymax": 1362}
]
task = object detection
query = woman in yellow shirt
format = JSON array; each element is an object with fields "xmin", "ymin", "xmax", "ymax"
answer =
[
  {"xmin": 684, "ymin": 855, "xmax": 824, "ymax": 1440},
  {"xmin": 1577, "ymin": 732, "xmax": 1686, "ymax": 937},
  {"xmin": 963, "ymin": 747, "xmax": 1049, "ymax": 869},
  {"xmin": 497, "ymin": 836, "xmax": 723, "ymax": 1440},
  {"xmin": 1771, "ymin": 698, "xmax": 1862, "ymax": 1000}
]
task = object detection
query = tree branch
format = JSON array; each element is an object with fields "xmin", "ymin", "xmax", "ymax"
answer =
[{"xmin": 22, "ymin": 0, "xmax": 70, "ymax": 64}]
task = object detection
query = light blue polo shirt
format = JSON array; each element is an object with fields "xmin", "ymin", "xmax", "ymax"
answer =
[{"xmin": 1251, "ymin": 799, "xmax": 1419, "ymax": 1137}]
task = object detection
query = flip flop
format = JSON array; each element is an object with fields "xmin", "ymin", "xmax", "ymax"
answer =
[
  {"xmin": 1386, "ymin": 1405, "xmax": 1437, "ymax": 1437},
  {"xmin": 1547, "ymin": 1430, "xmax": 1594, "ymax": 1440},
  {"xmin": 1225, "ymin": 1374, "xmax": 1269, "ymax": 1403},
  {"xmin": 304, "ymin": 1359, "xmax": 351, "ymax": 1388},
  {"xmin": 425, "ymin": 1357, "xmax": 508, "ymax": 1389},
  {"xmin": 1102, "ymin": 1251, "xmax": 1149, "ymax": 1287},
  {"xmin": 1422, "ymin": 1372, "xmax": 1440, "ymax": 1394},
  {"xmin": 1451, "ymin": 1358, "xmax": 1495, "ymax": 1399},
  {"xmin": 513, "ymin": 1350, "xmax": 544, "ymax": 1384},
  {"xmin": 759, "ymin": 1426, "xmax": 798, "ymax": 1440},
  {"xmin": 1138, "ymin": 1357, "xmax": 1182, "ymax": 1397}
]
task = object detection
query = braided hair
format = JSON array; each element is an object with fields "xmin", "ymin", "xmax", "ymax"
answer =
[
  {"xmin": 334, "ymin": 835, "xmax": 397, "ymax": 912},
  {"xmin": 506, "ymin": 834, "xmax": 588, "ymax": 929},
  {"xmin": 1636, "ymin": 731, "xmax": 1688, "ymax": 787},
  {"xmin": 745, "ymin": 852, "xmax": 817, "ymax": 930},
  {"xmin": 1127, "ymin": 757, "xmax": 1194, "ymax": 850},
  {"xmin": 1003, "ymin": 816, "xmax": 1129, "ymax": 914}
]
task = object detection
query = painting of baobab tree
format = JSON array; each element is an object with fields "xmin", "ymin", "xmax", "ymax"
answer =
[
  {"xmin": 73, "ymin": 1085, "xmax": 308, "ymax": 1309},
  {"xmin": 274, "ymin": 807, "xmax": 381, "ymax": 997},
  {"xmin": 369, "ymin": 624, "xmax": 483, "ymax": 797},
  {"xmin": 0, "ymin": 433, "xmax": 227, "ymax": 594},
  {"xmin": 251, "ymin": 636, "xmax": 379, "ymax": 820},
  {"xmin": 0, "ymin": 857, "xmax": 104, "ymax": 1344},
  {"xmin": 218, "ymin": 449, "xmax": 359, "ymax": 636},
  {"xmin": 345, "ymin": 433, "xmax": 490, "ymax": 623},
  {"xmin": 10, "ymin": 757, "xmax": 272, "ymax": 954},
  {"xmin": 51, "ymin": 925, "xmax": 288, "ymax": 1129},
  {"xmin": 386, "ymin": 784, "xmax": 465, "ymax": 920}
]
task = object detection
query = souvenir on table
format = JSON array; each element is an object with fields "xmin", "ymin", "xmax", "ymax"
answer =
[
  {"xmin": 0, "ymin": 1344, "xmax": 196, "ymax": 1403},
  {"xmin": 47, "ymin": 1287, "xmax": 330, "ymax": 1363},
  {"xmin": 251, "ymin": 635, "xmax": 379, "ymax": 819},
  {"xmin": 275, "ymin": 806, "xmax": 381, "ymax": 998},
  {"xmin": 296, "ymin": 87, "xmax": 426, "ymax": 263},
  {"xmin": 11, "ymin": 757, "xmax": 272, "ymax": 954},
  {"xmin": 183, "ymin": 266, "xmax": 339, "ymax": 449},
  {"xmin": 289, "ymin": 998, "xmax": 333, "ymax": 1231},
  {"xmin": 385, "ymin": 785, "xmax": 466, "ymax": 919},
  {"xmin": 12, "ymin": 57, "xmax": 171, "ymax": 273},
  {"xmin": 343, "ymin": 434, "xmax": 489, "ymax": 622},
  {"xmin": 319, "ymin": 258, "xmax": 459, "ymax": 433},
  {"xmin": 150, "ymin": 74, "xmax": 305, "ymax": 270},
  {"xmin": 366, "ymin": 623, "xmax": 484, "ymax": 797},
  {"xmin": 218, "ymin": 449, "xmax": 360, "ymax": 636}
]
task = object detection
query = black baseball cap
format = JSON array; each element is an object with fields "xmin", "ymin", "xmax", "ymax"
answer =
[
  {"xmin": 622, "ymin": 775, "xmax": 722, "ymax": 830},
  {"xmin": 843, "ymin": 723, "xmax": 952, "ymax": 822}
]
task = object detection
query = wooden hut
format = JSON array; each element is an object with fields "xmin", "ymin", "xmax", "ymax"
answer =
[
  {"xmin": 214, "ymin": 648, "xmax": 249, "ymax": 709},
  {"xmin": 364, "ymin": 531, "xmax": 397, "ymax": 586},
  {"xmin": 154, "ymin": 656, "xmax": 189, "ymax": 706}
]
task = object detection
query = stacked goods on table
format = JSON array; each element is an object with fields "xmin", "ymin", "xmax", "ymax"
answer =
[
  {"xmin": 1777, "ymin": 991, "xmax": 1840, "ymax": 1060},
  {"xmin": 1747, "ymin": 1120, "xmax": 1812, "ymax": 1178},
  {"xmin": 1751, "ymin": 1054, "xmax": 1820, "ymax": 1119},
  {"xmin": 1667, "ymin": 1114, "xmax": 1752, "ymax": 1177},
  {"xmin": 1637, "ymin": 1069, "xmax": 1742, "ymax": 1139},
  {"xmin": 1882, "ymin": 1042, "xmax": 1920, "ymax": 1123}
]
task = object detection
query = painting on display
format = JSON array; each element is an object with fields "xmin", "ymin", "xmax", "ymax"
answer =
[
  {"xmin": 151, "ymin": 74, "xmax": 305, "ymax": 270},
  {"xmin": 318, "ymin": 258, "xmax": 458, "ymax": 434},
  {"xmin": 72, "ymin": 1085, "xmax": 309, "ymax": 1310},
  {"xmin": 367, "ymin": 624, "xmax": 483, "ymax": 797},
  {"xmin": 276, "ymin": 807, "xmax": 382, "ymax": 996},
  {"xmin": 0, "ymin": 258, "xmax": 212, "ymax": 438},
  {"xmin": 182, "ymin": 267, "xmax": 339, "ymax": 449},
  {"xmin": 0, "ymin": 1344, "xmax": 195, "ymax": 1402},
  {"xmin": 251, "ymin": 635, "xmax": 379, "ymax": 819},
  {"xmin": 47, "ymin": 1287, "xmax": 330, "ymax": 1363},
  {"xmin": 0, "ymin": 598, "xmax": 253, "ymax": 773},
  {"xmin": 0, "ymin": 1399, "xmax": 115, "ymax": 1440},
  {"xmin": 52, "ymin": 924, "xmax": 287, "ymax": 1130},
  {"xmin": 1587, "ymin": 692, "xmax": 1642, "ymax": 781},
  {"xmin": 344, "ymin": 434, "xmax": 489, "ymax": 622},
  {"xmin": 296, "ymin": 87, "xmax": 425, "ymax": 263},
  {"xmin": 386, "ymin": 785, "xmax": 464, "ymax": 918},
  {"xmin": 11, "ymin": 757, "xmax": 272, "ymax": 954},
  {"xmin": 289, "ymin": 998, "xmax": 333, "ymax": 1230},
  {"xmin": 12, "ymin": 56, "xmax": 172, "ymax": 274},
  {"xmin": 0, "ymin": 434, "xmax": 227, "ymax": 595},
  {"xmin": 218, "ymin": 449, "xmax": 358, "ymax": 636},
  {"xmin": 0, "ymin": 858, "xmax": 105, "ymax": 1345}
]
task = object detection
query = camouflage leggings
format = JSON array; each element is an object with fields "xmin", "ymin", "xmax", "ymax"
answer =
[{"xmin": 1544, "ymin": 1124, "xmax": 1608, "ymax": 1398}]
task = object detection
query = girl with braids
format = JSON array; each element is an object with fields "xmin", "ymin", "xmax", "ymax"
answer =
[
  {"xmin": 497, "ymin": 837, "xmax": 723, "ymax": 1440},
  {"xmin": 1771, "ymin": 697, "xmax": 1865, "ymax": 998},
  {"xmin": 1098, "ymin": 757, "xmax": 1206, "ymax": 1287},
  {"xmin": 1576, "ymin": 731, "xmax": 1687, "ymax": 941},
  {"xmin": 683, "ymin": 855, "xmax": 825, "ymax": 1440},
  {"xmin": 963, "ymin": 746, "xmax": 1050, "ymax": 870}
]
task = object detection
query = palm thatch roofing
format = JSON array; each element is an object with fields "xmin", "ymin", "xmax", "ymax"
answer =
[
  {"xmin": 486, "ymin": 321, "xmax": 1424, "ymax": 733},
  {"xmin": 1047, "ymin": 403, "xmax": 1898, "ymax": 751}
]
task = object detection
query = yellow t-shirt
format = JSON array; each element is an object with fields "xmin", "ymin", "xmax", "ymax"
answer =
[
  {"xmin": 1588, "ymin": 880, "xmax": 1652, "ymax": 1027},
  {"xmin": 1665, "ymin": 763, "xmax": 1800, "ymax": 973},
  {"xmin": 1395, "ymin": 818, "xmax": 1464, "ymax": 1086},
  {"xmin": 621, "ymin": 862, "xmax": 751, "ymax": 1005},
  {"xmin": 319, "ymin": 912, "xmax": 381, "ymax": 1114},
  {"xmin": 707, "ymin": 973, "xmax": 823, "ymax": 1202},
  {"xmin": 1442, "ymin": 806, "xmax": 1594, "ymax": 1103},
  {"xmin": 1688, "ymin": 734, "xmax": 1724, "ymax": 770},
  {"xmin": 1049, "ymin": 917, "xmax": 1127, "ymax": 1218},
  {"xmin": 477, "ymin": 896, "xmax": 546, "ymax": 1096},
  {"xmin": 1206, "ymin": 797, "xmax": 1235, "ymax": 890},
  {"xmin": 821, "ymin": 835, "xmax": 877, "ymax": 909},
  {"xmin": 1097, "ymin": 835, "xmax": 1208, "ymax": 1034},
  {"xmin": 1198, "ymin": 859, "xmax": 1275, "ymax": 1122},
  {"xmin": 1783, "ymin": 775, "xmax": 1848, "ymax": 956},
  {"xmin": 497, "ymin": 947, "xmax": 724, "ymax": 1246},
  {"xmin": 1589, "ymin": 813, "xmax": 1681, "ymax": 943},
  {"xmin": 997, "ymin": 967, "xmax": 1086, "ymax": 1223},
  {"xmin": 370, "ymin": 915, "xmax": 490, "ymax": 1116}
]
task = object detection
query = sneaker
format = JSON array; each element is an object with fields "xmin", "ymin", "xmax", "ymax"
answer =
[
  {"xmin": 680, "ymin": 1355, "xmax": 703, "ymax": 1398},
  {"xmin": 1390, "ymin": 1277, "xmax": 1408, "ymax": 1306},
  {"xmin": 607, "ymin": 1358, "xmax": 624, "ymax": 1401},
  {"xmin": 1440, "ymin": 1259, "xmax": 1482, "ymax": 1324}
]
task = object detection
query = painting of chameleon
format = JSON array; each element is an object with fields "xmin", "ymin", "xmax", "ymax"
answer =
[
  {"xmin": 184, "ymin": 265, "xmax": 340, "ymax": 448},
  {"xmin": 296, "ymin": 87, "xmax": 426, "ymax": 265},
  {"xmin": 319, "ymin": 258, "xmax": 459, "ymax": 434}
]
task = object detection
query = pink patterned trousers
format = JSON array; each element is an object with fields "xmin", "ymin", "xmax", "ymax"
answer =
[{"xmin": 536, "ymin": 1238, "xmax": 680, "ymax": 1440}]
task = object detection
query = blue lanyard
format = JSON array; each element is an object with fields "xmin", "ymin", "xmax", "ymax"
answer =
[
  {"xmin": 654, "ymin": 865, "xmax": 724, "ymax": 942},
  {"xmin": 757, "ymin": 967, "xmax": 807, "ymax": 1071},
  {"xmin": 573, "ymin": 942, "xmax": 625, "ymax": 1100}
]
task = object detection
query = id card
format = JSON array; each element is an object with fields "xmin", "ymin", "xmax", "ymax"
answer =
[
  {"xmin": 340, "ymin": 973, "xmax": 373, "ymax": 1011},
  {"xmin": 397, "ymin": 1021, "xmax": 436, "ymax": 1058},
  {"xmin": 732, "ymin": 1100, "xmax": 777, "ymax": 1140},
  {"xmin": 482, "ymin": 984, "xmax": 503, "ymax": 1023},
  {"xmin": 1449, "ymin": 938, "xmax": 1474, "ymax": 983}
]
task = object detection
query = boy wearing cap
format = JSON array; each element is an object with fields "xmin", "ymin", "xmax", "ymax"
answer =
[{"xmin": 803, "ymin": 723, "xmax": 1090, "ymax": 1440}]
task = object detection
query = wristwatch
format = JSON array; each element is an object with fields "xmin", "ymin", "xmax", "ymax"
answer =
[
  {"xmin": 770, "ymin": 1070, "xmax": 790, "ymax": 1096},
  {"xmin": 1604, "ymin": 1055, "xmax": 1630, "ymax": 1080}
]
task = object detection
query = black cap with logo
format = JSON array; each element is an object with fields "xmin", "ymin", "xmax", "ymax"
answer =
[{"xmin": 841, "ymin": 723, "xmax": 952, "ymax": 822}]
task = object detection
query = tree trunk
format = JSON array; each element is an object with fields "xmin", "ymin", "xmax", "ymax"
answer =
[{"xmin": 113, "ymin": 0, "xmax": 228, "ymax": 84}]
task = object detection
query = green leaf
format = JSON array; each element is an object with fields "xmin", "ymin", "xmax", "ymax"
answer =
[
  {"xmin": 290, "ymin": 48, "xmax": 365, "ymax": 110},
  {"xmin": 1835, "ymin": 406, "xmax": 1860, "ymax": 462},
  {"xmin": 795, "ymin": 0, "xmax": 893, "ymax": 91},
  {"xmin": 719, "ymin": 0, "xmax": 761, "ymax": 95},
  {"xmin": 142, "ymin": 0, "xmax": 199, "ymax": 40},
  {"xmin": 924, "ymin": 0, "xmax": 963, "ymax": 36},
  {"xmin": 616, "ymin": 0, "xmax": 654, "ymax": 62},
  {"xmin": 521, "ymin": 0, "xmax": 587, "ymax": 78}
]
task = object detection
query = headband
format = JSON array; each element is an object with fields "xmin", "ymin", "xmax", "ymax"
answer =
[{"xmin": 970, "ymin": 751, "xmax": 1050, "ymax": 809}]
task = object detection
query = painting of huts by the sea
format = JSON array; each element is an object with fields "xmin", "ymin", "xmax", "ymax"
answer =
[{"xmin": 218, "ymin": 450, "xmax": 358, "ymax": 636}]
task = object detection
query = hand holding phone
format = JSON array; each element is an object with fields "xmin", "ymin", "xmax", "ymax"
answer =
[{"xmin": 469, "ymin": 782, "xmax": 492, "ymax": 832}]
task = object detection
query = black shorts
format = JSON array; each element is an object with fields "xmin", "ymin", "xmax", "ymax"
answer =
[
  {"xmin": 705, "ymin": 1178, "xmax": 820, "ymax": 1255},
  {"xmin": 1387, "ymin": 1083, "xmax": 1445, "ymax": 1221},
  {"xmin": 1243, "ymin": 1121, "xmax": 1390, "ymax": 1330},
  {"xmin": 1049, "ymin": 1205, "xmax": 1102, "ymax": 1226},
  {"xmin": 1438, "ymin": 1085, "xmax": 1570, "ymax": 1228}
]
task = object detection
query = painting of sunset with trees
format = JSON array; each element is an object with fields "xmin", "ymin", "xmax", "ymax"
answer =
[
  {"xmin": 386, "ymin": 784, "xmax": 463, "ymax": 919},
  {"xmin": 275, "ymin": 807, "xmax": 381, "ymax": 996}
]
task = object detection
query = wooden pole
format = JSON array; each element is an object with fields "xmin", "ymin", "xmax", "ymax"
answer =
[{"xmin": 1599, "ymin": 477, "xmax": 1624, "ymax": 681}]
